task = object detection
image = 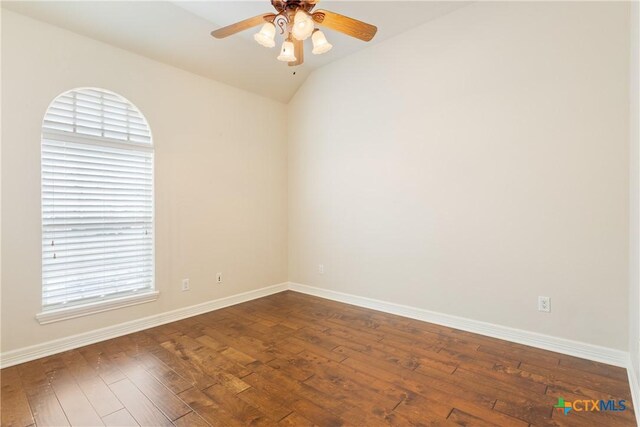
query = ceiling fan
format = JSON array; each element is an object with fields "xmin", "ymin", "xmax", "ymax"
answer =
[{"xmin": 210, "ymin": 0, "xmax": 377, "ymax": 66}]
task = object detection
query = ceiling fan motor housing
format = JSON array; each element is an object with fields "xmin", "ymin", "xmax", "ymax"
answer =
[{"xmin": 271, "ymin": 0, "xmax": 317, "ymax": 14}]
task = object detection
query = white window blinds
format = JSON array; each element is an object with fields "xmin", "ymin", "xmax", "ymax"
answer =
[
  {"xmin": 41, "ymin": 88, "xmax": 154, "ymax": 311},
  {"xmin": 43, "ymin": 88, "xmax": 151, "ymax": 143}
]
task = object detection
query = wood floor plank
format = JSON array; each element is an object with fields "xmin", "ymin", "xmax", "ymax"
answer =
[
  {"xmin": 220, "ymin": 346, "xmax": 257, "ymax": 366},
  {"xmin": 267, "ymin": 356, "xmax": 316, "ymax": 382},
  {"xmin": 477, "ymin": 343, "xmax": 561, "ymax": 368},
  {"xmin": 1, "ymin": 366, "xmax": 35, "ymax": 427},
  {"xmin": 312, "ymin": 355, "xmax": 410, "ymax": 408},
  {"xmin": 451, "ymin": 366, "xmax": 544, "ymax": 402},
  {"xmin": 160, "ymin": 335, "xmax": 251, "ymax": 394},
  {"xmin": 448, "ymin": 408, "xmax": 508, "ymax": 427},
  {"xmin": 339, "ymin": 347, "xmax": 530, "ymax": 426},
  {"xmin": 108, "ymin": 378, "xmax": 173, "ymax": 427},
  {"xmin": 147, "ymin": 341, "xmax": 217, "ymax": 390},
  {"xmin": 557, "ymin": 357, "xmax": 629, "ymax": 382},
  {"xmin": 202, "ymin": 383, "xmax": 271, "ymax": 425},
  {"xmin": 236, "ymin": 386, "xmax": 292, "ymax": 422},
  {"xmin": 303, "ymin": 375, "xmax": 397, "ymax": 426},
  {"xmin": 241, "ymin": 371, "xmax": 345, "ymax": 426},
  {"xmin": 177, "ymin": 387, "xmax": 241, "ymax": 427},
  {"xmin": 78, "ymin": 344, "xmax": 127, "ymax": 385},
  {"xmin": 285, "ymin": 398, "xmax": 346, "ymax": 427},
  {"xmin": 102, "ymin": 408, "xmax": 140, "ymax": 426},
  {"xmin": 49, "ymin": 367, "xmax": 105, "ymax": 426},
  {"xmin": 2, "ymin": 291, "xmax": 635, "ymax": 426},
  {"xmin": 198, "ymin": 327, "xmax": 288, "ymax": 365},
  {"xmin": 110, "ymin": 352, "xmax": 192, "ymax": 421},
  {"xmin": 173, "ymin": 411, "xmax": 211, "ymax": 427},
  {"xmin": 16, "ymin": 360, "xmax": 70, "ymax": 427},
  {"xmin": 492, "ymin": 398, "xmax": 556, "ymax": 426},
  {"xmin": 255, "ymin": 361, "xmax": 346, "ymax": 410},
  {"xmin": 134, "ymin": 352, "xmax": 193, "ymax": 395},
  {"xmin": 283, "ymin": 336, "xmax": 347, "ymax": 362},
  {"xmin": 438, "ymin": 345, "xmax": 521, "ymax": 369},
  {"xmin": 521, "ymin": 362, "xmax": 632, "ymax": 398},
  {"xmin": 59, "ymin": 350, "xmax": 124, "ymax": 417},
  {"xmin": 454, "ymin": 363, "xmax": 548, "ymax": 395},
  {"xmin": 278, "ymin": 411, "xmax": 315, "ymax": 426}
]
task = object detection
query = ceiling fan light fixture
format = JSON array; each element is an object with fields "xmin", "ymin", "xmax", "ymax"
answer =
[
  {"xmin": 210, "ymin": 1, "xmax": 378, "ymax": 66},
  {"xmin": 277, "ymin": 40, "xmax": 297, "ymax": 62},
  {"xmin": 254, "ymin": 22, "xmax": 276, "ymax": 48},
  {"xmin": 292, "ymin": 9, "xmax": 314, "ymax": 40},
  {"xmin": 311, "ymin": 29, "xmax": 333, "ymax": 55}
]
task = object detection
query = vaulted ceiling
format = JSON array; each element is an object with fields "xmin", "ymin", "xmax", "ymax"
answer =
[{"xmin": 2, "ymin": 1, "xmax": 471, "ymax": 102}]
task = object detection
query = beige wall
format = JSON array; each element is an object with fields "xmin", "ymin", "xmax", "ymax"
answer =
[
  {"xmin": 288, "ymin": 2, "xmax": 630, "ymax": 350},
  {"xmin": 1, "ymin": 10, "xmax": 288, "ymax": 353}
]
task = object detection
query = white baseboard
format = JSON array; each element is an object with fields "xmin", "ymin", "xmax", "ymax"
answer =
[
  {"xmin": 0, "ymin": 280, "xmax": 631, "ymax": 372},
  {"xmin": 0, "ymin": 282, "xmax": 289, "ymax": 368},
  {"xmin": 288, "ymin": 282, "xmax": 629, "ymax": 368}
]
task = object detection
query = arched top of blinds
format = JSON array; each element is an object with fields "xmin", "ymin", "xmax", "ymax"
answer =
[{"xmin": 43, "ymin": 88, "xmax": 152, "ymax": 145}]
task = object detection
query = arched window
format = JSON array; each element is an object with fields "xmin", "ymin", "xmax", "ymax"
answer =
[{"xmin": 39, "ymin": 88, "xmax": 156, "ymax": 320}]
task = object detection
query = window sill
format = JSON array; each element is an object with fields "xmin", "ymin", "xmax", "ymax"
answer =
[{"xmin": 36, "ymin": 291, "xmax": 159, "ymax": 325}]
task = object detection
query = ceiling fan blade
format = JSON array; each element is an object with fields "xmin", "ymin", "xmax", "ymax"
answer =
[
  {"xmin": 289, "ymin": 38, "xmax": 304, "ymax": 66},
  {"xmin": 211, "ymin": 13, "xmax": 275, "ymax": 39},
  {"xmin": 312, "ymin": 9, "xmax": 377, "ymax": 42}
]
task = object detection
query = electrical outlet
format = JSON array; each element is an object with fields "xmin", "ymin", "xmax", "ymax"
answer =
[
  {"xmin": 538, "ymin": 296, "xmax": 550, "ymax": 312},
  {"xmin": 318, "ymin": 264, "xmax": 324, "ymax": 274},
  {"xmin": 181, "ymin": 278, "xmax": 190, "ymax": 291},
  {"xmin": 216, "ymin": 273, "xmax": 223, "ymax": 284}
]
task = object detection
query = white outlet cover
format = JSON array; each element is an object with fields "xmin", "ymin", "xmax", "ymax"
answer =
[
  {"xmin": 538, "ymin": 296, "xmax": 550, "ymax": 312},
  {"xmin": 182, "ymin": 279, "xmax": 190, "ymax": 291}
]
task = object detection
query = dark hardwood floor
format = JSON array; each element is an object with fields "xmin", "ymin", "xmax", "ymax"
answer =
[{"xmin": 1, "ymin": 291, "xmax": 635, "ymax": 426}]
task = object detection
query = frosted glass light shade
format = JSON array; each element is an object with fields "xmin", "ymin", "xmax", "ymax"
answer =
[
  {"xmin": 277, "ymin": 41, "xmax": 296, "ymax": 62},
  {"xmin": 292, "ymin": 10, "xmax": 314, "ymax": 40},
  {"xmin": 312, "ymin": 30, "xmax": 333, "ymax": 55},
  {"xmin": 254, "ymin": 23, "xmax": 276, "ymax": 48}
]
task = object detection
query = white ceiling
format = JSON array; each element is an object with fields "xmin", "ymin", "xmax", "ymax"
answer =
[{"xmin": 2, "ymin": 1, "xmax": 471, "ymax": 103}]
